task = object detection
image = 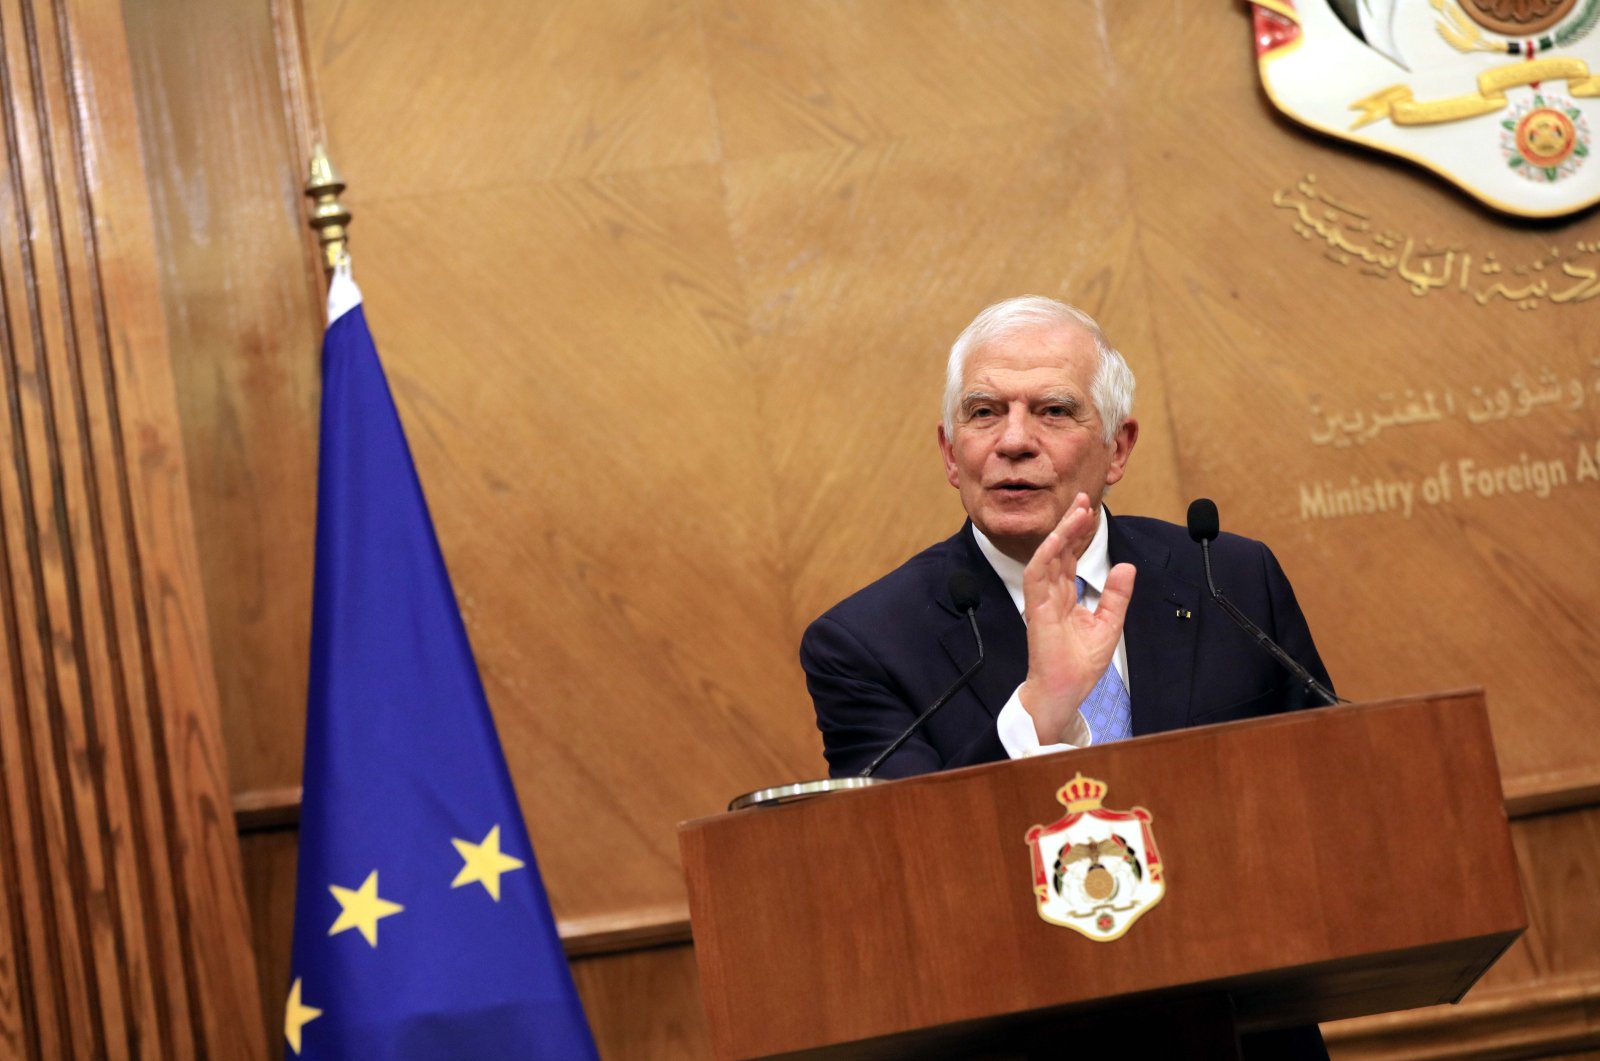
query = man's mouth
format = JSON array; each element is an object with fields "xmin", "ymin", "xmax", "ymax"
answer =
[{"xmin": 992, "ymin": 481, "xmax": 1043, "ymax": 493}]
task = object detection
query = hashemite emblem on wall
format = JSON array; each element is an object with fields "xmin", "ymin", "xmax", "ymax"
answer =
[{"xmin": 1250, "ymin": 0, "xmax": 1600, "ymax": 215}]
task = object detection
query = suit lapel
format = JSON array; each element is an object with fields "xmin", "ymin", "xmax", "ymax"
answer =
[
  {"xmin": 1111, "ymin": 515, "xmax": 1202, "ymax": 736},
  {"xmin": 936, "ymin": 524, "xmax": 1028, "ymax": 720}
]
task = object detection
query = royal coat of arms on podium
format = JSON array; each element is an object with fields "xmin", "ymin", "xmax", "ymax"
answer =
[
  {"xmin": 1024, "ymin": 774, "xmax": 1166, "ymax": 941},
  {"xmin": 1251, "ymin": 0, "xmax": 1600, "ymax": 216}
]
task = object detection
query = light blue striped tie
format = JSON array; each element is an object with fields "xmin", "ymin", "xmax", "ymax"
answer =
[{"xmin": 1076, "ymin": 576, "xmax": 1133, "ymax": 743}]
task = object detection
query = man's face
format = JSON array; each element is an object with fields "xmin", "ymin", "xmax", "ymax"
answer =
[{"xmin": 937, "ymin": 322, "xmax": 1137, "ymax": 563}]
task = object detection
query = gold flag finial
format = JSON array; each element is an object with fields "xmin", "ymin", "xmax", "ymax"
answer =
[{"xmin": 304, "ymin": 145, "xmax": 352, "ymax": 272}]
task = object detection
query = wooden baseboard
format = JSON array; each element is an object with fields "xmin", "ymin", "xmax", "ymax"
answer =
[
  {"xmin": 1502, "ymin": 765, "xmax": 1600, "ymax": 820},
  {"xmin": 1323, "ymin": 972, "xmax": 1600, "ymax": 1060},
  {"xmin": 559, "ymin": 904, "xmax": 692, "ymax": 958},
  {"xmin": 233, "ymin": 785, "xmax": 303, "ymax": 831}
]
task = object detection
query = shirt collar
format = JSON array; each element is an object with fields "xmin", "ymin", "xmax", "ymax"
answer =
[{"xmin": 971, "ymin": 506, "xmax": 1111, "ymax": 613}]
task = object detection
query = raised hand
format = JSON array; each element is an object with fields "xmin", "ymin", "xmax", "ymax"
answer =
[{"xmin": 1017, "ymin": 493, "xmax": 1136, "ymax": 744}]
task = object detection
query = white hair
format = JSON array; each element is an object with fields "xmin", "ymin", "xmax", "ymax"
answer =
[{"xmin": 941, "ymin": 296, "xmax": 1135, "ymax": 444}]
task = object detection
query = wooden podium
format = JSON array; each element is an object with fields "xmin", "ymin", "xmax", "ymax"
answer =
[{"xmin": 679, "ymin": 691, "xmax": 1527, "ymax": 1059}]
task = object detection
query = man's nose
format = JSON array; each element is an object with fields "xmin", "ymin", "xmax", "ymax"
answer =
[{"xmin": 996, "ymin": 407, "xmax": 1036, "ymax": 456}]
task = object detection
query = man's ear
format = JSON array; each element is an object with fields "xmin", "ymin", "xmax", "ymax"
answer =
[
  {"xmin": 937, "ymin": 422, "xmax": 960, "ymax": 489},
  {"xmin": 1104, "ymin": 417, "xmax": 1138, "ymax": 487}
]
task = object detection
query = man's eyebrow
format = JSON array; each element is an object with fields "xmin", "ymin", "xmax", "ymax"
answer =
[
  {"xmin": 959, "ymin": 390, "xmax": 1000, "ymax": 407},
  {"xmin": 1037, "ymin": 391, "xmax": 1082, "ymax": 407}
]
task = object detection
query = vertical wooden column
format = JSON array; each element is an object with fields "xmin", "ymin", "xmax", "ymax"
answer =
[{"xmin": 0, "ymin": 0, "xmax": 265, "ymax": 1057}]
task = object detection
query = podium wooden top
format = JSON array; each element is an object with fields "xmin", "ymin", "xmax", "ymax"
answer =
[{"xmin": 679, "ymin": 690, "xmax": 1526, "ymax": 1060}]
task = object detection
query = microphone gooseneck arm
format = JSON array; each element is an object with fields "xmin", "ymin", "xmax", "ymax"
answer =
[
  {"xmin": 860, "ymin": 588, "xmax": 986, "ymax": 778},
  {"xmin": 1187, "ymin": 498, "xmax": 1339, "ymax": 708},
  {"xmin": 1196, "ymin": 538, "xmax": 1338, "ymax": 706}
]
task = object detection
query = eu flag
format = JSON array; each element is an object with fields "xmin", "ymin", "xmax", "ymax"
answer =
[{"xmin": 287, "ymin": 268, "xmax": 598, "ymax": 1059}]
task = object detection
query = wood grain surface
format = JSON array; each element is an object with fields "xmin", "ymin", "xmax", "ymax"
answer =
[
  {"xmin": 681, "ymin": 692, "xmax": 1525, "ymax": 1059},
  {"xmin": 0, "ymin": 0, "xmax": 265, "ymax": 1056},
  {"xmin": 122, "ymin": 0, "xmax": 324, "ymax": 799}
]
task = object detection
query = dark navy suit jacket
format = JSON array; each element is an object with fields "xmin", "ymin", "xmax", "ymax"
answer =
[
  {"xmin": 802, "ymin": 513, "xmax": 1333, "ymax": 779},
  {"xmin": 800, "ymin": 513, "xmax": 1336, "ymax": 1057}
]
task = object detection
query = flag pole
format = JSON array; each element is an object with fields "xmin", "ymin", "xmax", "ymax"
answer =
[{"xmin": 304, "ymin": 146, "xmax": 352, "ymax": 273}]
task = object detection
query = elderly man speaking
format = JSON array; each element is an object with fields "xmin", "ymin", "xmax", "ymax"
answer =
[
  {"xmin": 801, "ymin": 295, "xmax": 1333, "ymax": 781},
  {"xmin": 799, "ymin": 295, "xmax": 1336, "ymax": 1059}
]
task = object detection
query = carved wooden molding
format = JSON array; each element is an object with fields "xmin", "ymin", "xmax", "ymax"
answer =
[
  {"xmin": 1502, "ymin": 764, "xmax": 1600, "ymax": 819},
  {"xmin": 232, "ymin": 785, "xmax": 304, "ymax": 833},
  {"xmin": 1323, "ymin": 971, "xmax": 1600, "ymax": 1058},
  {"xmin": 0, "ymin": 0, "xmax": 263, "ymax": 1056},
  {"xmin": 559, "ymin": 904, "xmax": 693, "ymax": 958}
]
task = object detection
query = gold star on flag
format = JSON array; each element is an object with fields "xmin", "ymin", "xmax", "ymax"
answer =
[
  {"xmin": 284, "ymin": 977, "xmax": 321, "ymax": 1055},
  {"xmin": 328, "ymin": 869, "xmax": 404, "ymax": 946},
  {"xmin": 451, "ymin": 824, "xmax": 526, "ymax": 901}
]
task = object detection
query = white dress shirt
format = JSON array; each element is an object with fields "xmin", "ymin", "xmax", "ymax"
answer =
[{"xmin": 971, "ymin": 507, "xmax": 1130, "ymax": 757}]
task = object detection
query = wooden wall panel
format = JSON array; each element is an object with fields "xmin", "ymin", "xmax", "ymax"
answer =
[
  {"xmin": 704, "ymin": 0, "xmax": 1187, "ymax": 601},
  {"xmin": 719, "ymin": 126, "xmax": 1183, "ymax": 635},
  {"xmin": 116, "ymin": 1, "xmax": 325, "ymax": 1051},
  {"xmin": 349, "ymin": 174, "xmax": 816, "ymax": 918},
  {"xmin": 702, "ymin": 0, "xmax": 1118, "ymax": 159},
  {"xmin": 570, "ymin": 944, "xmax": 709, "ymax": 1060},
  {"xmin": 0, "ymin": 0, "xmax": 263, "ymax": 1056},
  {"xmin": 313, "ymin": 0, "xmax": 717, "ymax": 193},
  {"xmin": 239, "ymin": 829, "xmax": 299, "ymax": 1061},
  {"xmin": 121, "ymin": 0, "xmax": 323, "ymax": 799}
]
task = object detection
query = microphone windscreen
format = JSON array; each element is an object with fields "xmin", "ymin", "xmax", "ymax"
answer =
[
  {"xmin": 947, "ymin": 570, "xmax": 983, "ymax": 612},
  {"xmin": 1187, "ymin": 498, "xmax": 1220, "ymax": 543}
]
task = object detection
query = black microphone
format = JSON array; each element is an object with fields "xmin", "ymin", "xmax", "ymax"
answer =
[
  {"xmin": 1186, "ymin": 497, "xmax": 1220, "ymax": 544},
  {"xmin": 947, "ymin": 570, "xmax": 983, "ymax": 612},
  {"xmin": 860, "ymin": 571, "xmax": 987, "ymax": 777},
  {"xmin": 1185, "ymin": 498, "xmax": 1339, "ymax": 707}
]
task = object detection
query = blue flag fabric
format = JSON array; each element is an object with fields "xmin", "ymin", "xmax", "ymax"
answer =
[{"xmin": 287, "ymin": 269, "xmax": 597, "ymax": 1060}]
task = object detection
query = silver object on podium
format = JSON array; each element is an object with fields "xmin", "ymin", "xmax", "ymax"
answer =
[{"xmin": 727, "ymin": 776, "xmax": 884, "ymax": 811}]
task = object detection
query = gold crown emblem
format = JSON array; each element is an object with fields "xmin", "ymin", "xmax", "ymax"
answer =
[{"xmin": 1056, "ymin": 773, "xmax": 1108, "ymax": 813}]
